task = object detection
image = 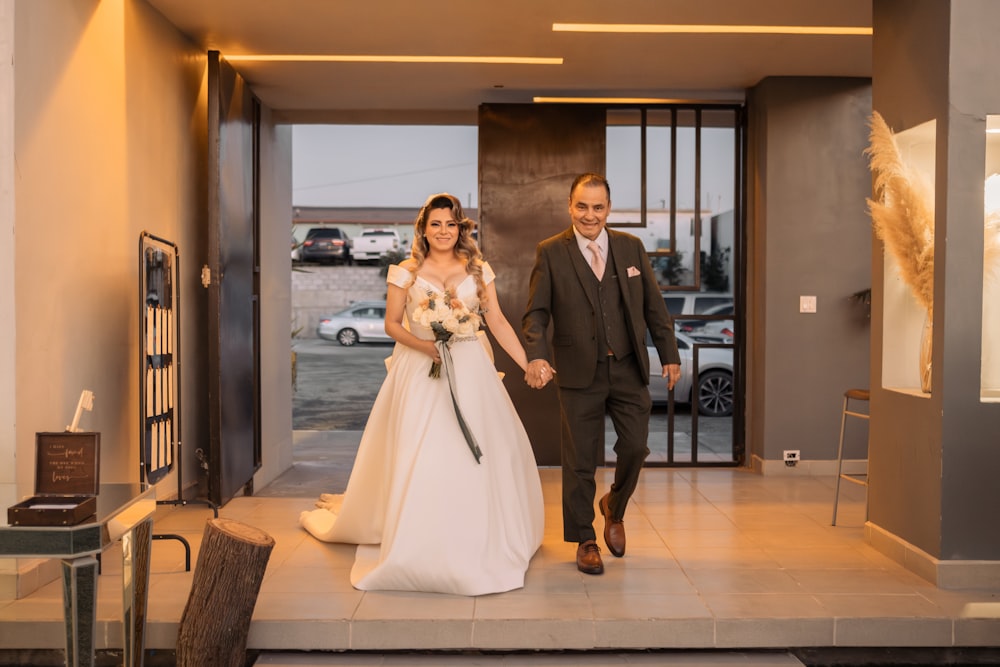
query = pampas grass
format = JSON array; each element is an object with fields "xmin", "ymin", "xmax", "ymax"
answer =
[
  {"xmin": 864, "ymin": 111, "xmax": 935, "ymax": 312},
  {"xmin": 866, "ymin": 113, "xmax": 1000, "ymax": 308}
]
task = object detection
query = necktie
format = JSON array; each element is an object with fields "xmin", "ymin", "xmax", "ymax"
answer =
[{"xmin": 587, "ymin": 241, "xmax": 605, "ymax": 280}]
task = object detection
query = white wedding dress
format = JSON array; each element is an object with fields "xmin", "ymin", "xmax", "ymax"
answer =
[{"xmin": 299, "ymin": 262, "xmax": 544, "ymax": 596}]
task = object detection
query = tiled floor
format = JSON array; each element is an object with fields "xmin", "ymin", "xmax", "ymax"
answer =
[
  {"xmin": 252, "ymin": 651, "xmax": 809, "ymax": 666},
  {"xmin": 1, "ymin": 433, "xmax": 999, "ymax": 666}
]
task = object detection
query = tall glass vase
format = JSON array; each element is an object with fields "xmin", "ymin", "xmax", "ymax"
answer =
[{"xmin": 919, "ymin": 309, "xmax": 933, "ymax": 393}]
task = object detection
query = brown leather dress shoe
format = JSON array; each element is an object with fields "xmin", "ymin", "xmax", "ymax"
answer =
[
  {"xmin": 600, "ymin": 493, "xmax": 626, "ymax": 557},
  {"xmin": 576, "ymin": 539, "xmax": 604, "ymax": 575}
]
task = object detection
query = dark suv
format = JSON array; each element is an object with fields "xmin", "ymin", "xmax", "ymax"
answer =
[{"xmin": 299, "ymin": 227, "xmax": 352, "ymax": 265}]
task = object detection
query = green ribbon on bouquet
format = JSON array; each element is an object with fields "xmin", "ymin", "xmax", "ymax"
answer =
[{"xmin": 435, "ymin": 337, "xmax": 483, "ymax": 464}]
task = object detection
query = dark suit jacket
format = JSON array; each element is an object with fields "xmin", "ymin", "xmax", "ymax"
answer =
[{"xmin": 522, "ymin": 227, "xmax": 681, "ymax": 389}]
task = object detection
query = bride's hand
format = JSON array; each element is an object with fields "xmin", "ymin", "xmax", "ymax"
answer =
[{"xmin": 422, "ymin": 340, "xmax": 441, "ymax": 363}]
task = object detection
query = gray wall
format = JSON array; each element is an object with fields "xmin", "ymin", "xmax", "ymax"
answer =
[
  {"xmin": 745, "ymin": 77, "xmax": 874, "ymax": 470},
  {"xmin": 871, "ymin": 0, "xmax": 1000, "ymax": 561}
]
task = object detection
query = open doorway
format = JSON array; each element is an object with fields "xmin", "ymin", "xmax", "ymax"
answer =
[
  {"xmin": 281, "ymin": 125, "xmax": 479, "ymax": 497},
  {"xmin": 274, "ymin": 109, "xmax": 743, "ymax": 498}
]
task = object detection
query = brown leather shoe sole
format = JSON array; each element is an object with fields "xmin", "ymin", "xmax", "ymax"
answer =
[
  {"xmin": 576, "ymin": 540, "xmax": 604, "ymax": 575},
  {"xmin": 600, "ymin": 493, "xmax": 626, "ymax": 558}
]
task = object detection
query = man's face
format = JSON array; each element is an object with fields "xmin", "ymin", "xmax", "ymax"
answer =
[{"xmin": 568, "ymin": 183, "xmax": 610, "ymax": 241}]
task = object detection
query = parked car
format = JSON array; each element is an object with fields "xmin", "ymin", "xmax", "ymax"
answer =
[
  {"xmin": 663, "ymin": 292, "xmax": 733, "ymax": 318},
  {"xmin": 647, "ymin": 331, "xmax": 734, "ymax": 417},
  {"xmin": 317, "ymin": 301, "xmax": 390, "ymax": 346},
  {"xmin": 300, "ymin": 227, "xmax": 352, "ymax": 264},
  {"xmin": 663, "ymin": 291, "xmax": 734, "ymax": 337},
  {"xmin": 291, "ymin": 234, "xmax": 302, "ymax": 262},
  {"xmin": 677, "ymin": 302, "xmax": 735, "ymax": 341},
  {"xmin": 351, "ymin": 229, "xmax": 400, "ymax": 264}
]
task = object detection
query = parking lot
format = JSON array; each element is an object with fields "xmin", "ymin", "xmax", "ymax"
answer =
[{"xmin": 292, "ymin": 338, "xmax": 735, "ymax": 464}]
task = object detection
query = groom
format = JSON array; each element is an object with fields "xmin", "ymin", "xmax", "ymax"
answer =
[{"xmin": 522, "ymin": 173, "xmax": 681, "ymax": 575}]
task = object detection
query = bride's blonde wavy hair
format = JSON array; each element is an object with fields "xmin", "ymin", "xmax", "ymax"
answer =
[{"xmin": 410, "ymin": 193, "xmax": 487, "ymax": 307}]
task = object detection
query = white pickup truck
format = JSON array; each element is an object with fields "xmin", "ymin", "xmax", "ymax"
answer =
[{"xmin": 351, "ymin": 229, "xmax": 401, "ymax": 264}]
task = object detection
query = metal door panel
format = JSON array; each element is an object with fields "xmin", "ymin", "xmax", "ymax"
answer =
[
  {"xmin": 207, "ymin": 52, "xmax": 259, "ymax": 506},
  {"xmin": 478, "ymin": 103, "xmax": 606, "ymax": 466}
]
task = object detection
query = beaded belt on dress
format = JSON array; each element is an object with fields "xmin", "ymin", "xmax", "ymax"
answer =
[{"xmin": 447, "ymin": 334, "xmax": 478, "ymax": 346}]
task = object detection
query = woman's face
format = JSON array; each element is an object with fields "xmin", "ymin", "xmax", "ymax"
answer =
[{"xmin": 424, "ymin": 207, "xmax": 460, "ymax": 253}]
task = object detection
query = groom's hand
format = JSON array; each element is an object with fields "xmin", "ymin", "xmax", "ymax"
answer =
[
  {"xmin": 662, "ymin": 363, "xmax": 681, "ymax": 391},
  {"xmin": 526, "ymin": 359, "xmax": 555, "ymax": 389}
]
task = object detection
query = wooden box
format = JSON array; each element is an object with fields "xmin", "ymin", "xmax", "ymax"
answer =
[{"xmin": 7, "ymin": 432, "xmax": 100, "ymax": 526}]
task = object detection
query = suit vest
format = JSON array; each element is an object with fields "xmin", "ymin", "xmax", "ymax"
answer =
[{"xmin": 585, "ymin": 249, "xmax": 633, "ymax": 359}]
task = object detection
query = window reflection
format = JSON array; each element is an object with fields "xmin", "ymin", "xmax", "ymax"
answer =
[{"xmin": 606, "ymin": 106, "xmax": 738, "ymax": 294}]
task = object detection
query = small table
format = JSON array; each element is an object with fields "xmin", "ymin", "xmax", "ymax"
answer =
[{"xmin": 0, "ymin": 483, "xmax": 156, "ymax": 667}]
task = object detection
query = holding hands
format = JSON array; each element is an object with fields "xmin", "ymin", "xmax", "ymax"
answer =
[{"xmin": 525, "ymin": 359, "xmax": 556, "ymax": 389}]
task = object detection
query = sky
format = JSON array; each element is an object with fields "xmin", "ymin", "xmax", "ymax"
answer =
[
  {"xmin": 292, "ymin": 124, "xmax": 736, "ymax": 212},
  {"xmin": 293, "ymin": 125, "xmax": 479, "ymax": 209}
]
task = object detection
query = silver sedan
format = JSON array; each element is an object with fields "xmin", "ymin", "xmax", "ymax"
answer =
[
  {"xmin": 317, "ymin": 301, "xmax": 391, "ymax": 346},
  {"xmin": 648, "ymin": 331, "xmax": 734, "ymax": 417}
]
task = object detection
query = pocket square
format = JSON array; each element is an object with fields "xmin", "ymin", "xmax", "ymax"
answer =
[{"xmin": 626, "ymin": 266, "xmax": 641, "ymax": 277}]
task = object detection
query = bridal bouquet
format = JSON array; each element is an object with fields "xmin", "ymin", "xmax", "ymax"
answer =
[
  {"xmin": 411, "ymin": 287, "xmax": 485, "ymax": 463},
  {"xmin": 412, "ymin": 289, "xmax": 482, "ymax": 378}
]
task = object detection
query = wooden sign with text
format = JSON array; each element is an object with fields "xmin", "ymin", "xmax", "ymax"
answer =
[{"xmin": 34, "ymin": 432, "xmax": 100, "ymax": 496}]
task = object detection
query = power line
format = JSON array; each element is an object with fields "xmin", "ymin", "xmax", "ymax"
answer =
[{"xmin": 294, "ymin": 162, "xmax": 474, "ymax": 192}]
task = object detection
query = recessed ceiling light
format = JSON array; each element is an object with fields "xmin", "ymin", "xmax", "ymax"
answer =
[
  {"xmin": 224, "ymin": 54, "xmax": 563, "ymax": 65},
  {"xmin": 531, "ymin": 93, "xmax": 744, "ymax": 104},
  {"xmin": 535, "ymin": 96, "xmax": 694, "ymax": 104},
  {"xmin": 552, "ymin": 23, "xmax": 872, "ymax": 36}
]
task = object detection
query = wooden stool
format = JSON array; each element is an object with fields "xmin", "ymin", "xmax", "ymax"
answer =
[{"xmin": 831, "ymin": 388, "xmax": 870, "ymax": 526}]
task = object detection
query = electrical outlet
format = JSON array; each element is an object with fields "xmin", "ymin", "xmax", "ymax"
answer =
[{"xmin": 783, "ymin": 450, "xmax": 800, "ymax": 467}]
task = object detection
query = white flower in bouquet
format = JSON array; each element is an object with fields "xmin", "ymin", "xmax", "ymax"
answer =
[{"xmin": 411, "ymin": 288, "xmax": 482, "ymax": 378}]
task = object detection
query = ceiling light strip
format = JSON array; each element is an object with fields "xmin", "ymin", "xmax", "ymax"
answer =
[
  {"xmin": 225, "ymin": 55, "xmax": 563, "ymax": 65},
  {"xmin": 534, "ymin": 96, "xmax": 698, "ymax": 104},
  {"xmin": 552, "ymin": 23, "xmax": 872, "ymax": 36}
]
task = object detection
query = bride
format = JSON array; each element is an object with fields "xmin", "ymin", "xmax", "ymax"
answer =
[{"xmin": 299, "ymin": 192, "xmax": 544, "ymax": 596}]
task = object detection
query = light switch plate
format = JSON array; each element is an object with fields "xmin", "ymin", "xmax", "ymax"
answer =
[{"xmin": 800, "ymin": 295, "xmax": 817, "ymax": 313}]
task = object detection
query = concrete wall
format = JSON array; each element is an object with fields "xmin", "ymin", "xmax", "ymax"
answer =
[
  {"xmin": 10, "ymin": 0, "xmax": 208, "ymax": 497},
  {"xmin": 292, "ymin": 266, "xmax": 391, "ymax": 339},
  {"xmin": 0, "ymin": 0, "xmax": 296, "ymax": 596},
  {"xmin": 1, "ymin": 0, "xmax": 15, "ymax": 515},
  {"xmin": 5, "ymin": 0, "xmax": 294, "ymax": 501},
  {"xmin": 745, "ymin": 78, "xmax": 873, "ymax": 472}
]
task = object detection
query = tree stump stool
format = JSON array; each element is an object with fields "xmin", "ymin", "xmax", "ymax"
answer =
[{"xmin": 176, "ymin": 518, "xmax": 275, "ymax": 667}]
